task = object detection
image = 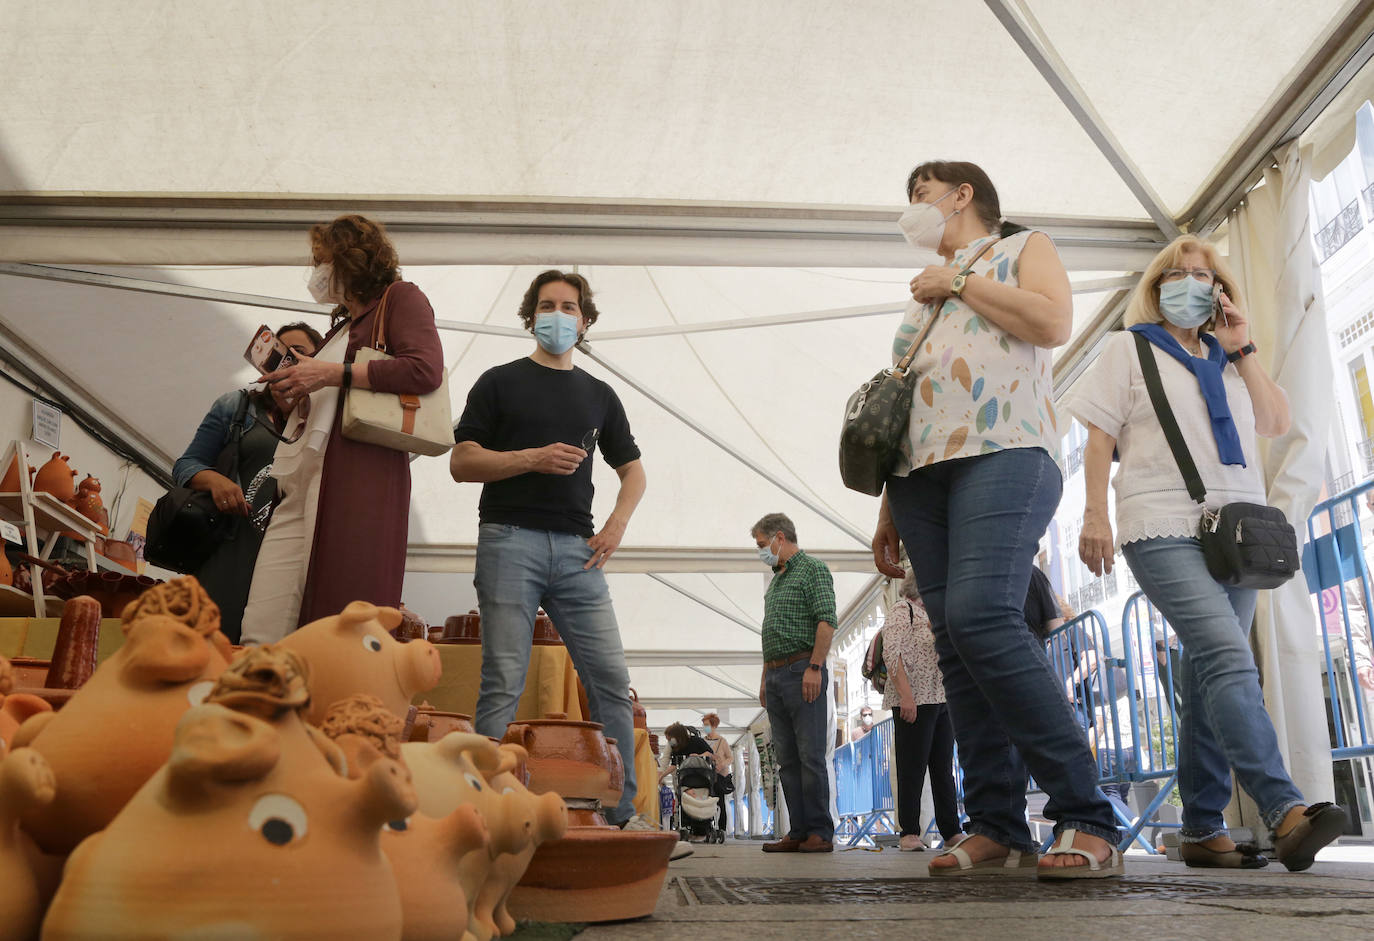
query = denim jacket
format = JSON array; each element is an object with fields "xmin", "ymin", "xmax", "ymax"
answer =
[{"xmin": 172, "ymin": 390, "xmax": 258, "ymax": 487}]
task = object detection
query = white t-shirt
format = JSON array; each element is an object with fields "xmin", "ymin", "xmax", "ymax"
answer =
[{"xmin": 1063, "ymin": 331, "xmax": 1267, "ymax": 548}]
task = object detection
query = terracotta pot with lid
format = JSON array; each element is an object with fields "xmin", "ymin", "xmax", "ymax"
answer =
[
  {"xmin": 500, "ymin": 713, "xmax": 611, "ymax": 802},
  {"xmin": 440, "ymin": 610, "xmax": 481, "ymax": 644},
  {"xmin": 628, "ymin": 688, "xmax": 647, "ymax": 730},
  {"xmin": 0, "ymin": 457, "xmax": 34, "ymax": 493},
  {"xmin": 602, "ymin": 737, "xmax": 625, "ymax": 811}
]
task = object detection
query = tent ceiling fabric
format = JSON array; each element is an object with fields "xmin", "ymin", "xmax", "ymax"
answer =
[{"xmin": 2, "ymin": 0, "xmax": 1369, "ymax": 721}]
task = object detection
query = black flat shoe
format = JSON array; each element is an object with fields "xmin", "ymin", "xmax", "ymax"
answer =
[{"xmin": 1180, "ymin": 841, "xmax": 1268, "ymax": 869}]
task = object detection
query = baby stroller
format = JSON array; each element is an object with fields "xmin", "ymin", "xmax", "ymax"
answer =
[{"xmin": 672, "ymin": 754, "xmax": 726, "ymax": 844}]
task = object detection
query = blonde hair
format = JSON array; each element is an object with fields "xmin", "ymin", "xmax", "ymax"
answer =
[{"xmin": 1122, "ymin": 235, "xmax": 1244, "ymax": 333}]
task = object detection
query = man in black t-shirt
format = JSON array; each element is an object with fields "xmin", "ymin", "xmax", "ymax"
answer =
[{"xmin": 451, "ymin": 269, "xmax": 648, "ymax": 827}]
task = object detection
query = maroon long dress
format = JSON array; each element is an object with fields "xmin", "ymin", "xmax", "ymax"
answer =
[{"xmin": 297, "ymin": 280, "xmax": 444, "ymax": 625}]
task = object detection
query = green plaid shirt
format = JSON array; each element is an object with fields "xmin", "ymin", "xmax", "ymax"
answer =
[{"xmin": 761, "ymin": 549, "xmax": 838, "ymax": 662}]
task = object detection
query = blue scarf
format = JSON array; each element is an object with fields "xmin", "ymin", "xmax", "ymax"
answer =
[{"xmin": 1128, "ymin": 324, "xmax": 1246, "ymax": 467}]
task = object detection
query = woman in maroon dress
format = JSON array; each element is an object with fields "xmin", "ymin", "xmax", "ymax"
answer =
[{"xmin": 243, "ymin": 215, "xmax": 444, "ymax": 639}]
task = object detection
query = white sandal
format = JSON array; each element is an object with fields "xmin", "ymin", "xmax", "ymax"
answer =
[
  {"xmin": 1037, "ymin": 828, "xmax": 1124, "ymax": 880},
  {"xmin": 927, "ymin": 842, "xmax": 1039, "ymax": 878}
]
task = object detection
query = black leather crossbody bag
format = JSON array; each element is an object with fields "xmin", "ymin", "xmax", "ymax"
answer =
[{"xmin": 1133, "ymin": 332, "xmax": 1298, "ymax": 589}]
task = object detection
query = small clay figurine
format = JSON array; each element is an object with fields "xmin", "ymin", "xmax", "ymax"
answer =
[
  {"xmin": 279, "ymin": 601, "xmax": 441, "ymax": 724},
  {"xmin": 0, "ymin": 748, "xmax": 56, "ymax": 941},
  {"xmin": 42, "ymin": 647, "xmax": 416, "ymax": 940},
  {"xmin": 71, "ymin": 477, "xmax": 107, "ymax": 534},
  {"xmin": 11, "ymin": 576, "xmax": 234, "ymax": 854}
]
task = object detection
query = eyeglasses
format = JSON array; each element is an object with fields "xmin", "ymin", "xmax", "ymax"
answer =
[
  {"xmin": 581, "ymin": 428, "xmax": 600, "ymax": 451},
  {"xmin": 1159, "ymin": 267, "xmax": 1216, "ymax": 285}
]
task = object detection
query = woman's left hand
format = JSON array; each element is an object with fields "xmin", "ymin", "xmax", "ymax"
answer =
[
  {"xmin": 261, "ymin": 354, "xmax": 341, "ymax": 401},
  {"xmin": 1212, "ymin": 292, "xmax": 1251, "ymax": 354},
  {"xmin": 909, "ymin": 265, "xmax": 960, "ymax": 305}
]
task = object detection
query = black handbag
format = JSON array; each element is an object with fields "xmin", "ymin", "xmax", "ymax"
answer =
[
  {"xmin": 145, "ymin": 392, "xmax": 252, "ymax": 573},
  {"xmin": 839, "ymin": 238, "xmax": 1000, "ymax": 495},
  {"xmin": 1133, "ymin": 333, "xmax": 1299, "ymax": 590}
]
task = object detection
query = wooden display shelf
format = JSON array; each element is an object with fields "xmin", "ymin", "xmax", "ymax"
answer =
[
  {"xmin": 0, "ymin": 584, "xmax": 59, "ymax": 617},
  {"xmin": 0, "ymin": 491, "xmax": 99, "ymax": 542}
]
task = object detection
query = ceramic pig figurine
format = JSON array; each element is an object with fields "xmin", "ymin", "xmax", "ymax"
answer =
[
  {"xmin": 476, "ymin": 743, "xmax": 568, "ymax": 939},
  {"xmin": 43, "ymin": 649, "xmax": 417, "ymax": 941},
  {"xmin": 12, "ymin": 576, "xmax": 234, "ymax": 854},
  {"xmin": 279, "ymin": 601, "xmax": 441, "ymax": 724},
  {"xmin": 0, "ymin": 748, "xmax": 55, "ymax": 941},
  {"xmin": 402, "ymin": 734, "xmax": 539, "ymax": 941},
  {"xmin": 321, "ymin": 696, "xmax": 492, "ymax": 941}
]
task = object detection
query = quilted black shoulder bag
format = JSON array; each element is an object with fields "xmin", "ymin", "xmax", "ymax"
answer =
[
  {"xmin": 839, "ymin": 238, "xmax": 1000, "ymax": 495},
  {"xmin": 145, "ymin": 391, "xmax": 253, "ymax": 573},
  {"xmin": 1133, "ymin": 332, "xmax": 1298, "ymax": 589}
]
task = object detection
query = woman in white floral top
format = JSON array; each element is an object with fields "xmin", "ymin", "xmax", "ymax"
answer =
[
  {"xmin": 871, "ymin": 160, "xmax": 1118, "ymax": 878},
  {"xmin": 883, "ymin": 571, "xmax": 963, "ymax": 851}
]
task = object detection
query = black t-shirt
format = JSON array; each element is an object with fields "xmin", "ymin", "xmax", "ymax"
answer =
[
  {"xmin": 670, "ymin": 734, "xmax": 713, "ymax": 764},
  {"xmin": 454, "ymin": 357, "xmax": 641, "ymax": 537},
  {"xmin": 1023, "ymin": 566, "xmax": 1060, "ymax": 641}
]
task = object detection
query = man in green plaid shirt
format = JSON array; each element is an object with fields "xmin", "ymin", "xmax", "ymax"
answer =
[{"xmin": 751, "ymin": 512, "xmax": 837, "ymax": 853}]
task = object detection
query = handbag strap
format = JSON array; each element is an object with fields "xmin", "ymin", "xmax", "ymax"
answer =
[
  {"xmin": 211, "ymin": 390, "xmax": 253, "ymax": 484},
  {"xmin": 893, "ymin": 237, "xmax": 1002, "ymax": 377},
  {"xmin": 368, "ymin": 282, "xmax": 397, "ymax": 353},
  {"xmin": 1132, "ymin": 332, "xmax": 1207, "ymax": 506}
]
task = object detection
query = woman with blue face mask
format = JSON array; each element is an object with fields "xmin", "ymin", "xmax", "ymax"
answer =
[{"xmin": 1068, "ymin": 235, "xmax": 1345, "ymax": 872}]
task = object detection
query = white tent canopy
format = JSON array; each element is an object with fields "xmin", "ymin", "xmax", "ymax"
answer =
[{"xmin": 2, "ymin": 0, "xmax": 1372, "ymax": 738}]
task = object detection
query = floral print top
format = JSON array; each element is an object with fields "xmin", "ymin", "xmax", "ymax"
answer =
[
  {"xmin": 891, "ymin": 230, "xmax": 1061, "ymax": 473},
  {"xmin": 881, "ymin": 598, "xmax": 945, "ymax": 708}
]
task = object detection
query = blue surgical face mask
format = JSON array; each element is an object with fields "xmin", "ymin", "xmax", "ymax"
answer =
[
  {"xmin": 534, "ymin": 311, "xmax": 580, "ymax": 354},
  {"xmin": 757, "ymin": 535, "xmax": 779, "ymax": 568},
  {"xmin": 1158, "ymin": 278, "xmax": 1213, "ymax": 330}
]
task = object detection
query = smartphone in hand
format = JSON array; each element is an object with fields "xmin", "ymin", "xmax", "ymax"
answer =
[
  {"xmin": 244, "ymin": 326, "xmax": 296, "ymax": 374},
  {"xmin": 1211, "ymin": 284, "xmax": 1228, "ymax": 326}
]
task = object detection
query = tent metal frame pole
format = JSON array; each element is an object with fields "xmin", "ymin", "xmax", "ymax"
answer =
[
  {"xmin": 646, "ymin": 573, "xmax": 762, "ymax": 636},
  {"xmin": 685, "ymin": 665, "xmax": 760, "ymax": 700},
  {"xmin": 984, "ymin": 0, "xmax": 1180, "ymax": 240},
  {"xmin": 592, "ymin": 302, "xmax": 906, "ymax": 340},
  {"xmin": 1186, "ymin": 0, "xmax": 1374, "ymax": 233},
  {"xmin": 578, "ymin": 342, "xmax": 872, "ymax": 547}
]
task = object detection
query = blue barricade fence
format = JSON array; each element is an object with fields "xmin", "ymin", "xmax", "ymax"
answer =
[
  {"xmin": 1306, "ymin": 480, "xmax": 1374, "ymax": 761},
  {"xmin": 832, "ymin": 716, "xmax": 896, "ymax": 846}
]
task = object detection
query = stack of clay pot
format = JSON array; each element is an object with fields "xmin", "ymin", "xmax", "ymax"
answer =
[
  {"xmin": 503, "ymin": 712, "xmax": 675, "ymax": 923},
  {"xmin": 440, "ymin": 609, "xmax": 562, "ymax": 645}
]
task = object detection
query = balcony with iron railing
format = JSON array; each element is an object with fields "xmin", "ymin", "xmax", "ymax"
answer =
[
  {"xmin": 1317, "ymin": 199, "xmax": 1364, "ymax": 261},
  {"xmin": 1364, "ymin": 182, "xmax": 1374, "ymax": 221},
  {"xmin": 1360, "ymin": 438, "xmax": 1374, "ymax": 477}
]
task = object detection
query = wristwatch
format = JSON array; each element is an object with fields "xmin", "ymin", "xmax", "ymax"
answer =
[
  {"xmin": 1226, "ymin": 342, "xmax": 1257, "ymax": 364},
  {"xmin": 807, "ymin": 663, "xmax": 822, "ymax": 672},
  {"xmin": 950, "ymin": 271, "xmax": 969, "ymax": 297}
]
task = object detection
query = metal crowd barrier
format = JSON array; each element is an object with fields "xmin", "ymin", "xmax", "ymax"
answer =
[
  {"xmin": 1305, "ymin": 480, "xmax": 1374, "ymax": 762},
  {"xmin": 833, "ymin": 716, "xmax": 897, "ymax": 846}
]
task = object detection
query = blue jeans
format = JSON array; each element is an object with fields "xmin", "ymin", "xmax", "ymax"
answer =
[
  {"xmin": 1122, "ymin": 536, "xmax": 1304, "ymax": 840},
  {"xmin": 765, "ymin": 659, "xmax": 833, "ymax": 841},
  {"xmin": 886, "ymin": 448, "xmax": 1116, "ymax": 852},
  {"xmin": 472, "ymin": 523, "xmax": 637, "ymax": 825}
]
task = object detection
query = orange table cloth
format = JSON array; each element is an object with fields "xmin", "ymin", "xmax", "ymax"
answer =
[{"xmin": 423, "ymin": 643, "xmax": 587, "ymax": 722}]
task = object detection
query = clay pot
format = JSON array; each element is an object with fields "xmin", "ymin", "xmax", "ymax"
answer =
[
  {"xmin": 72, "ymin": 476, "xmax": 107, "ymax": 533},
  {"xmin": 629, "ymin": 687, "xmax": 647, "ymax": 730},
  {"xmin": 532, "ymin": 612, "xmax": 562, "ymax": 646},
  {"xmin": 603, "ymin": 737, "xmax": 625, "ymax": 810},
  {"xmin": 11, "ymin": 566, "xmax": 60, "ymax": 595},
  {"xmin": 649, "ymin": 733, "xmax": 660, "ymax": 758},
  {"xmin": 392, "ymin": 604, "xmax": 429, "ymax": 642},
  {"xmin": 0, "ymin": 552, "xmax": 10, "ymax": 588},
  {"xmin": 508, "ymin": 827, "xmax": 677, "ymax": 923},
  {"xmin": 49, "ymin": 570, "xmax": 162, "ymax": 619},
  {"xmin": 440, "ymin": 611, "xmax": 481, "ymax": 643},
  {"xmin": 100, "ymin": 540, "xmax": 138, "ymax": 572},
  {"xmin": 410, "ymin": 707, "xmax": 476, "ymax": 743},
  {"xmin": 501, "ymin": 714, "xmax": 612, "ymax": 801},
  {"xmin": 33, "ymin": 454, "xmax": 77, "ymax": 503},
  {"xmin": 0, "ymin": 457, "xmax": 34, "ymax": 493},
  {"xmin": 7, "ymin": 658, "xmax": 50, "ymax": 688},
  {"xmin": 46, "ymin": 596, "xmax": 103, "ymax": 690}
]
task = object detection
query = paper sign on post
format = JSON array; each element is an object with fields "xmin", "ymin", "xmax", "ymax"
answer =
[
  {"xmin": 32, "ymin": 400, "xmax": 61, "ymax": 450},
  {"xmin": 0, "ymin": 520, "xmax": 21, "ymax": 545}
]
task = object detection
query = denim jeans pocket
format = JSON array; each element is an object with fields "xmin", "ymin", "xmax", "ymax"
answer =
[{"xmin": 478, "ymin": 523, "xmax": 519, "ymax": 539}]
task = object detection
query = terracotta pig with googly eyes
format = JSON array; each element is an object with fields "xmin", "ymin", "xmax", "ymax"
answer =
[
  {"xmin": 42, "ymin": 649, "xmax": 417, "ymax": 941},
  {"xmin": 279, "ymin": 601, "xmax": 442, "ymax": 724},
  {"xmin": 12, "ymin": 577, "xmax": 233, "ymax": 855}
]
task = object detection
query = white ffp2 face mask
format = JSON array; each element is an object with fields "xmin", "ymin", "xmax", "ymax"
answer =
[
  {"xmin": 898, "ymin": 188, "xmax": 959, "ymax": 253},
  {"xmin": 307, "ymin": 262, "xmax": 343, "ymax": 305}
]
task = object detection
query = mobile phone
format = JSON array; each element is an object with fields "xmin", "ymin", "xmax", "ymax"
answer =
[
  {"xmin": 1211, "ymin": 284, "xmax": 1228, "ymax": 326},
  {"xmin": 244, "ymin": 325, "xmax": 293, "ymax": 374}
]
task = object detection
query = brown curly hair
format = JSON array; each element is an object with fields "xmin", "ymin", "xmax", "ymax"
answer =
[
  {"xmin": 516, "ymin": 270, "xmax": 601, "ymax": 333},
  {"xmin": 309, "ymin": 215, "xmax": 401, "ymax": 321}
]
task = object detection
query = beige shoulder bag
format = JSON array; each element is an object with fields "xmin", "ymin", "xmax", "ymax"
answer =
[{"xmin": 341, "ymin": 284, "xmax": 454, "ymax": 456}]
